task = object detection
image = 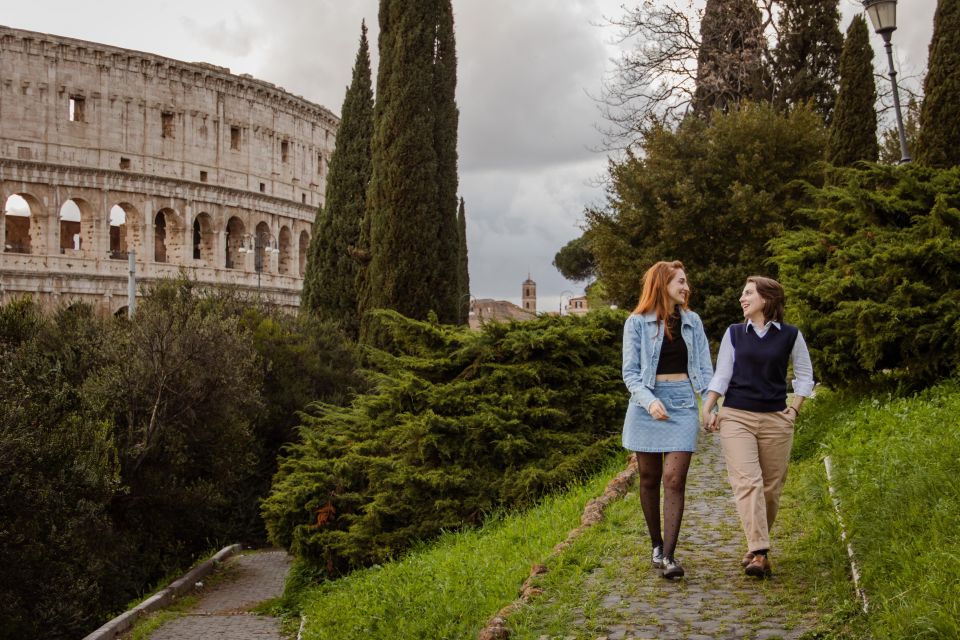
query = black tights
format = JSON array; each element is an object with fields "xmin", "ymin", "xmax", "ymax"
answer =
[{"xmin": 637, "ymin": 451, "xmax": 692, "ymax": 559}]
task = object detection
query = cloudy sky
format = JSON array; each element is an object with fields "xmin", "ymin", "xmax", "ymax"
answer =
[{"xmin": 3, "ymin": 0, "xmax": 938, "ymax": 311}]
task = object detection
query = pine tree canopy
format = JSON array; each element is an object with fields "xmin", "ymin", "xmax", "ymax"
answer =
[
  {"xmin": 456, "ymin": 198, "xmax": 470, "ymax": 325},
  {"xmin": 773, "ymin": 0, "xmax": 843, "ymax": 122},
  {"xmin": 916, "ymin": 0, "xmax": 960, "ymax": 167},
  {"xmin": 692, "ymin": 0, "xmax": 770, "ymax": 117},
  {"xmin": 827, "ymin": 15, "xmax": 878, "ymax": 166}
]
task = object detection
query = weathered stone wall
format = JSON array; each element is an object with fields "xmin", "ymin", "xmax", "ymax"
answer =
[{"xmin": 0, "ymin": 25, "xmax": 338, "ymax": 313}]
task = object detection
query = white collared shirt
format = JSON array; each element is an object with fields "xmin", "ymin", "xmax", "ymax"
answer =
[{"xmin": 707, "ymin": 319, "xmax": 815, "ymax": 397}]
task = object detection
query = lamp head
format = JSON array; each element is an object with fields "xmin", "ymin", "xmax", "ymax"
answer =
[{"xmin": 862, "ymin": 0, "xmax": 897, "ymax": 34}]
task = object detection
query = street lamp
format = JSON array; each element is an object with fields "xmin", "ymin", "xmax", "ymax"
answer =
[
  {"xmin": 559, "ymin": 290, "xmax": 574, "ymax": 316},
  {"xmin": 862, "ymin": 0, "xmax": 911, "ymax": 164},
  {"xmin": 238, "ymin": 232, "xmax": 278, "ymax": 292}
]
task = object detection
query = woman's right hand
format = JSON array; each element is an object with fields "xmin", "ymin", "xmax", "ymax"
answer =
[
  {"xmin": 702, "ymin": 406, "xmax": 718, "ymax": 432},
  {"xmin": 648, "ymin": 400, "xmax": 670, "ymax": 421}
]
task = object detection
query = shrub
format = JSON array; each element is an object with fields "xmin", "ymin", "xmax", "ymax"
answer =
[
  {"xmin": 771, "ymin": 163, "xmax": 960, "ymax": 388},
  {"xmin": 262, "ymin": 309, "xmax": 628, "ymax": 575}
]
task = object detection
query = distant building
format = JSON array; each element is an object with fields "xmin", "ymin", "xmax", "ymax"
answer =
[
  {"xmin": 522, "ymin": 275, "xmax": 537, "ymax": 313},
  {"xmin": 468, "ymin": 298, "xmax": 535, "ymax": 330},
  {"xmin": 566, "ymin": 295, "xmax": 589, "ymax": 316}
]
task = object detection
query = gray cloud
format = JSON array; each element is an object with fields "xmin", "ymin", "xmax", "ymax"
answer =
[{"xmin": 180, "ymin": 13, "xmax": 261, "ymax": 59}]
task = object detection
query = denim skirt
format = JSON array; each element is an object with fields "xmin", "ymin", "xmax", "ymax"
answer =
[{"xmin": 622, "ymin": 380, "xmax": 700, "ymax": 453}]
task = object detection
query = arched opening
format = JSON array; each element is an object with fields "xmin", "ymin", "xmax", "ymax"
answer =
[
  {"xmin": 154, "ymin": 212, "xmax": 167, "ymax": 262},
  {"xmin": 114, "ymin": 305, "xmax": 128, "ymax": 318},
  {"xmin": 109, "ymin": 205, "xmax": 128, "ymax": 259},
  {"xmin": 225, "ymin": 216, "xmax": 245, "ymax": 269},
  {"xmin": 192, "ymin": 212, "xmax": 215, "ymax": 264},
  {"xmin": 4, "ymin": 194, "xmax": 32, "ymax": 253},
  {"xmin": 299, "ymin": 230, "xmax": 310, "ymax": 277},
  {"xmin": 254, "ymin": 221, "xmax": 271, "ymax": 274},
  {"xmin": 60, "ymin": 199, "xmax": 84, "ymax": 253},
  {"xmin": 278, "ymin": 226, "xmax": 292, "ymax": 275}
]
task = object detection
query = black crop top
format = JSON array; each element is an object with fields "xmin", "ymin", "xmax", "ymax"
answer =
[{"xmin": 656, "ymin": 313, "xmax": 688, "ymax": 375}]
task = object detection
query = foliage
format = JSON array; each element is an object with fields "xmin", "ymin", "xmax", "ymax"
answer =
[
  {"xmin": 692, "ymin": 0, "xmax": 770, "ymax": 117},
  {"xmin": 553, "ymin": 234, "xmax": 597, "ymax": 283},
  {"xmin": 293, "ymin": 456, "xmax": 623, "ymax": 639},
  {"xmin": 0, "ymin": 301, "xmax": 118, "ymax": 639},
  {"xmin": 827, "ymin": 15, "xmax": 878, "ymax": 166},
  {"xmin": 262, "ymin": 310, "xmax": 628, "ymax": 575},
  {"xmin": 770, "ymin": 163, "xmax": 960, "ymax": 388},
  {"xmin": 772, "ymin": 0, "xmax": 842, "ymax": 123},
  {"xmin": 585, "ymin": 102, "xmax": 827, "ymax": 340},
  {"xmin": 915, "ymin": 0, "xmax": 960, "ymax": 168},
  {"xmin": 456, "ymin": 197, "xmax": 470, "ymax": 324},
  {"xmin": 359, "ymin": 0, "xmax": 461, "ymax": 336},
  {"xmin": 301, "ymin": 22, "xmax": 375, "ymax": 337}
]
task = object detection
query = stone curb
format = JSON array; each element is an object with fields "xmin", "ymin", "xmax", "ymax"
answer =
[
  {"xmin": 81, "ymin": 543, "xmax": 242, "ymax": 640},
  {"xmin": 477, "ymin": 455, "xmax": 640, "ymax": 640}
]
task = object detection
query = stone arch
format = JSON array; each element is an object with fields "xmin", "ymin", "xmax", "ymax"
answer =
[
  {"xmin": 192, "ymin": 212, "xmax": 215, "ymax": 264},
  {"xmin": 3, "ymin": 193, "xmax": 42, "ymax": 254},
  {"xmin": 225, "ymin": 216, "xmax": 245, "ymax": 269},
  {"xmin": 154, "ymin": 207, "xmax": 183, "ymax": 263},
  {"xmin": 59, "ymin": 198, "xmax": 94, "ymax": 254},
  {"xmin": 254, "ymin": 221, "xmax": 272, "ymax": 274},
  {"xmin": 278, "ymin": 225, "xmax": 292, "ymax": 275},
  {"xmin": 299, "ymin": 229, "xmax": 310, "ymax": 276},
  {"xmin": 114, "ymin": 305, "xmax": 129, "ymax": 318},
  {"xmin": 110, "ymin": 202, "xmax": 141, "ymax": 260}
]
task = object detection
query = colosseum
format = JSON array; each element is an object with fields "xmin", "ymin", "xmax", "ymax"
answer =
[{"xmin": 0, "ymin": 25, "xmax": 338, "ymax": 314}]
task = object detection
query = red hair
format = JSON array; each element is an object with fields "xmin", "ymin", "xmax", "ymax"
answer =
[{"xmin": 633, "ymin": 260, "xmax": 688, "ymax": 340}]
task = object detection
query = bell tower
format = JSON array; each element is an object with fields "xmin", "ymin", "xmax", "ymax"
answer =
[{"xmin": 522, "ymin": 274, "xmax": 537, "ymax": 313}]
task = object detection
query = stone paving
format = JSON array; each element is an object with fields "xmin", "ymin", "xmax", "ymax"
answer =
[
  {"xmin": 525, "ymin": 433, "xmax": 818, "ymax": 640},
  {"xmin": 148, "ymin": 549, "xmax": 293, "ymax": 640}
]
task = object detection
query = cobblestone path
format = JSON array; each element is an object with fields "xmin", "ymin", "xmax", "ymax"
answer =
[
  {"xmin": 148, "ymin": 550, "xmax": 292, "ymax": 640},
  {"xmin": 516, "ymin": 433, "xmax": 819, "ymax": 640}
]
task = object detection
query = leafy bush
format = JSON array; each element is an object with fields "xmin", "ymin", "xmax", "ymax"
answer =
[
  {"xmin": 771, "ymin": 163, "xmax": 960, "ymax": 388},
  {"xmin": 262, "ymin": 309, "xmax": 628, "ymax": 575},
  {"xmin": 584, "ymin": 102, "xmax": 827, "ymax": 339}
]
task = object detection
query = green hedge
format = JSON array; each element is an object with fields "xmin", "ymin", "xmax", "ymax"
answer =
[{"xmin": 262, "ymin": 309, "xmax": 629, "ymax": 575}]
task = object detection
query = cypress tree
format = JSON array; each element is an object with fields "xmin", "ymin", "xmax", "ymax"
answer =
[
  {"xmin": 301, "ymin": 22, "xmax": 374, "ymax": 336},
  {"xmin": 773, "ymin": 0, "xmax": 843, "ymax": 122},
  {"xmin": 299, "ymin": 204, "xmax": 325, "ymax": 313},
  {"xmin": 693, "ymin": 0, "xmax": 769, "ymax": 117},
  {"xmin": 915, "ymin": 0, "xmax": 960, "ymax": 167},
  {"xmin": 359, "ymin": 0, "xmax": 460, "ymax": 338},
  {"xmin": 456, "ymin": 198, "xmax": 470, "ymax": 325},
  {"xmin": 430, "ymin": 0, "xmax": 461, "ymax": 325},
  {"xmin": 827, "ymin": 15, "xmax": 878, "ymax": 165}
]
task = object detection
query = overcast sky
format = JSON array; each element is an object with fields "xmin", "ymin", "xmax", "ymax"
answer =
[{"xmin": 2, "ymin": 0, "xmax": 937, "ymax": 312}]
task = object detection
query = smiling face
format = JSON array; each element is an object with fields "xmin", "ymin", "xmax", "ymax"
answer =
[
  {"xmin": 739, "ymin": 282, "xmax": 766, "ymax": 325},
  {"xmin": 666, "ymin": 269, "xmax": 689, "ymax": 307}
]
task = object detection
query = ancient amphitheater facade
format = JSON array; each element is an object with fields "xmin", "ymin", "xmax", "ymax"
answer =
[{"xmin": 0, "ymin": 25, "xmax": 338, "ymax": 314}]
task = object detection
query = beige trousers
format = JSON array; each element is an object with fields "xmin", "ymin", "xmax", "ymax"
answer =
[{"xmin": 718, "ymin": 406, "xmax": 795, "ymax": 552}]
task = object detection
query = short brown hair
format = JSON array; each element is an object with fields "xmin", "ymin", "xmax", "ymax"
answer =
[{"xmin": 746, "ymin": 276, "xmax": 785, "ymax": 323}]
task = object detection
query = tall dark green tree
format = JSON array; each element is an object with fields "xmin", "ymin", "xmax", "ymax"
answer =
[
  {"xmin": 915, "ymin": 0, "xmax": 960, "ymax": 167},
  {"xmin": 300, "ymin": 22, "xmax": 374, "ymax": 336},
  {"xmin": 431, "ymin": 0, "xmax": 461, "ymax": 325},
  {"xmin": 827, "ymin": 15, "xmax": 878, "ymax": 165},
  {"xmin": 456, "ymin": 198, "xmax": 470, "ymax": 324},
  {"xmin": 300, "ymin": 205, "xmax": 325, "ymax": 313},
  {"xmin": 692, "ymin": 0, "xmax": 769, "ymax": 117},
  {"xmin": 773, "ymin": 0, "xmax": 843, "ymax": 122},
  {"xmin": 359, "ymin": 0, "xmax": 460, "ymax": 338}
]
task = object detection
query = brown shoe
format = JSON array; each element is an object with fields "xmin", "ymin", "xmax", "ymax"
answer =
[
  {"xmin": 745, "ymin": 553, "xmax": 772, "ymax": 578},
  {"xmin": 741, "ymin": 552, "xmax": 755, "ymax": 567}
]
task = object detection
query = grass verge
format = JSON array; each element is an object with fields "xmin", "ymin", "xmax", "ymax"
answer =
[{"xmin": 291, "ymin": 454, "xmax": 628, "ymax": 640}]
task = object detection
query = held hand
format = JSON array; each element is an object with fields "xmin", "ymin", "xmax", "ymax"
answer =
[
  {"xmin": 701, "ymin": 406, "xmax": 718, "ymax": 432},
  {"xmin": 648, "ymin": 400, "xmax": 670, "ymax": 421}
]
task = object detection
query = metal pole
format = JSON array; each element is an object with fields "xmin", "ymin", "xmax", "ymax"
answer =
[
  {"xmin": 882, "ymin": 33, "xmax": 911, "ymax": 164},
  {"xmin": 127, "ymin": 249, "xmax": 136, "ymax": 318}
]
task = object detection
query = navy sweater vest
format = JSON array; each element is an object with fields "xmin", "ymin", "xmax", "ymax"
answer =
[{"xmin": 724, "ymin": 322, "xmax": 799, "ymax": 413}]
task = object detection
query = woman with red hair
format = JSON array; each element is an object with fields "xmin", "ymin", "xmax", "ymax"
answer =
[{"xmin": 622, "ymin": 260, "xmax": 714, "ymax": 579}]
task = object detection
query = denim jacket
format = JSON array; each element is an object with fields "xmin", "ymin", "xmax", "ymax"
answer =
[{"xmin": 622, "ymin": 310, "xmax": 714, "ymax": 411}]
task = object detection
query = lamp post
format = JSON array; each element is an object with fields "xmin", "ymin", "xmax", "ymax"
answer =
[
  {"xmin": 862, "ymin": 0, "xmax": 911, "ymax": 164},
  {"xmin": 238, "ymin": 232, "xmax": 278, "ymax": 293},
  {"xmin": 559, "ymin": 290, "xmax": 574, "ymax": 316}
]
